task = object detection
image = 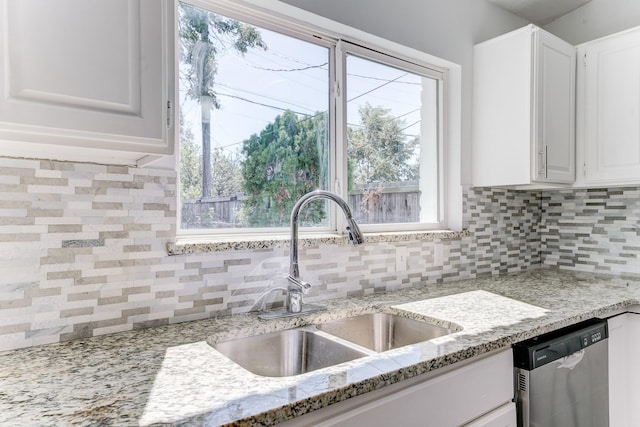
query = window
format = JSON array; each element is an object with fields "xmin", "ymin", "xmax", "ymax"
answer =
[
  {"xmin": 343, "ymin": 44, "xmax": 443, "ymax": 230},
  {"xmin": 177, "ymin": 1, "xmax": 446, "ymax": 239}
]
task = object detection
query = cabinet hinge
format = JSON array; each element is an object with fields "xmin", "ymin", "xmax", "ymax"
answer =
[
  {"xmin": 583, "ymin": 162, "xmax": 587, "ymax": 177},
  {"xmin": 583, "ymin": 52, "xmax": 587, "ymax": 66},
  {"xmin": 167, "ymin": 100, "xmax": 172, "ymax": 128}
]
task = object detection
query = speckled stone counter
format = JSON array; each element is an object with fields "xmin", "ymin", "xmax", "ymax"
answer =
[
  {"xmin": 167, "ymin": 229, "xmax": 470, "ymax": 255},
  {"xmin": 2, "ymin": 269, "xmax": 639, "ymax": 426}
]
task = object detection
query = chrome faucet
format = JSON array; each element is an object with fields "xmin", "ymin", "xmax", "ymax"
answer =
[
  {"xmin": 286, "ymin": 190, "xmax": 364, "ymax": 314},
  {"xmin": 258, "ymin": 190, "xmax": 364, "ymax": 320}
]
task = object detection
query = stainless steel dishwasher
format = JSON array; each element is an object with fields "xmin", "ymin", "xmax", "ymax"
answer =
[{"xmin": 513, "ymin": 318, "xmax": 609, "ymax": 427}]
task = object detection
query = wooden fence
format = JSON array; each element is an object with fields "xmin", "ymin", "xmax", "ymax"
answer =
[
  {"xmin": 181, "ymin": 182, "xmax": 420, "ymax": 228},
  {"xmin": 349, "ymin": 182, "xmax": 420, "ymax": 224},
  {"xmin": 181, "ymin": 194, "xmax": 246, "ymax": 229}
]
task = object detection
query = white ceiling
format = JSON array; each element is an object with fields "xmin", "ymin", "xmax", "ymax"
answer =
[{"xmin": 488, "ymin": 0, "xmax": 593, "ymax": 25}]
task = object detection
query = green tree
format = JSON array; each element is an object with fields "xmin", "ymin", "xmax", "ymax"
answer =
[
  {"xmin": 179, "ymin": 114, "xmax": 202, "ymax": 200},
  {"xmin": 240, "ymin": 104, "xmax": 417, "ymax": 226},
  {"xmin": 347, "ymin": 103, "xmax": 419, "ymax": 188},
  {"xmin": 241, "ymin": 110, "xmax": 328, "ymax": 227},
  {"xmin": 178, "ymin": 4, "xmax": 266, "ymax": 199},
  {"xmin": 180, "ymin": 143, "xmax": 242, "ymax": 200},
  {"xmin": 211, "ymin": 147, "xmax": 242, "ymax": 196}
]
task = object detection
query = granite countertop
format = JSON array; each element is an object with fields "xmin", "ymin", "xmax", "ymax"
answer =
[{"xmin": 2, "ymin": 268, "xmax": 640, "ymax": 426}]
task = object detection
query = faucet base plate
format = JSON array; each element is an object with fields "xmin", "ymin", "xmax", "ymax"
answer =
[{"xmin": 258, "ymin": 304, "xmax": 326, "ymax": 320}]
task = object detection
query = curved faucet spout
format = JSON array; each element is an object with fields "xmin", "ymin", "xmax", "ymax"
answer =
[
  {"xmin": 289, "ymin": 190, "xmax": 364, "ymax": 280},
  {"xmin": 283, "ymin": 190, "xmax": 364, "ymax": 315}
]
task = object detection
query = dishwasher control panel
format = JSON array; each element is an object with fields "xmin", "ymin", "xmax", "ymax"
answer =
[
  {"xmin": 513, "ymin": 318, "xmax": 608, "ymax": 370},
  {"xmin": 582, "ymin": 329, "xmax": 604, "ymax": 347}
]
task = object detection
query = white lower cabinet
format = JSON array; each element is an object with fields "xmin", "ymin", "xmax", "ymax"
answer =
[
  {"xmin": 608, "ymin": 308, "xmax": 640, "ymax": 427},
  {"xmin": 463, "ymin": 402, "xmax": 516, "ymax": 427},
  {"xmin": 280, "ymin": 350, "xmax": 514, "ymax": 427}
]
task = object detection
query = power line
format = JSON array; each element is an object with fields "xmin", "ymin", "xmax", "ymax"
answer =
[
  {"xmin": 200, "ymin": 84, "xmax": 422, "ymax": 147},
  {"xmin": 247, "ymin": 45, "xmax": 323, "ymax": 67},
  {"xmin": 243, "ymin": 46, "xmax": 423, "ymax": 86},
  {"xmin": 237, "ymin": 54, "xmax": 330, "ymax": 93},
  {"xmin": 210, "ymin": 109, "xmax": 420, "ymax": 150},
  {"xmin": 217, "ymin": 62, "xmax": 417, "ymax": 120},
  {"xmin": 244, "ymin": 62, "xmax": 328, "ymax": 72},
  {"xmin": 216, "ymin": 93, "xmax": 314, "ymax": 117},
  {"xmin": 182, "ymin": 56, "xmax": 425, "ymax": 152},
  {"xmin": 237, "ymin": 48, "xmax": 426, "ymax": 88},
  {"xmin": 398, "ymin": 120, "xmax": 421, "ymax": 133},
  {"xmin": 347, "ymin": 72, "xmax": 421, "ymax": 85},
  {"xmin": 215, "ymin": 82, "xmax": 322, "ymax": 114},
  {"xmin": 347, "ymin": 72, "xmax": 409, "ymax": 103},
  {"xmin": 391, "ymin": 108, "xmax": 420, "ymax": 121}
]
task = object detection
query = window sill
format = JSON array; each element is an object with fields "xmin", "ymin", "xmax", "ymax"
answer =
[{"xmin": 167, "ymin": 229, "xmax": 470, "ymax": 255}]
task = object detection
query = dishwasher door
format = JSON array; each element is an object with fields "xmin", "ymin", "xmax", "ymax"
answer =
[{"xmin": 514, "ymin": 318, "xmax": 609, "ymax": 427}]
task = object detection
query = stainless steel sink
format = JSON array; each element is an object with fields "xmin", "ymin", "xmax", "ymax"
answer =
[
  {"xmin": 316, "ymin": 313, "xmax": 453, "ymax": 352},
  {"xmin": 212, "ymin": 329, "xmax": 368, "ymax": 377}
]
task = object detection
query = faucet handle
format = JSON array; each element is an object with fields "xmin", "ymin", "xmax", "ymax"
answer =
[
  {"xmin": 287, "ymin": 275, "xmax": 311, "ymax": 294},
  {"xmin": 287, "ymin": 288, "xmax": 303, "ymax": 313},
  {"xmin": 346, "ymin": 219, "xmax": 364, "ymax": 246}
]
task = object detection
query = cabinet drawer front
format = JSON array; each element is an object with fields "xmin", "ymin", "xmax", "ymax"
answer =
[{"xmin": 463, "ymin": 402, "xmax": 517, "ymax": 427}]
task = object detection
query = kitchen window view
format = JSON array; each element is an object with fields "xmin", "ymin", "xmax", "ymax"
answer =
[{"xmin": 177, "ymin": 2, "xmax": 443, "ymax": 235}]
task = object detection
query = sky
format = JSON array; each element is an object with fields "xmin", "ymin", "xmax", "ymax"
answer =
[{"xmin": 179, "ymin": 13, "xmax": 428, "ymax": 161}]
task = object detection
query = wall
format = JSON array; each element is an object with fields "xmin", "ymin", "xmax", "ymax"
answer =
[
  {"xmin": 277, "ymin": 0, "xmax": 528, "ymax": 186},
  {"xmin": 544, "ymin": 0, "xmax": 640, "ymax": 44},
  {"xmin": 541, "ymin": 187, "xmax": 640, "ymax": 279},
  {"xmin": 0, "ymin": 156, "xmax": 542, "ymax": 351}
]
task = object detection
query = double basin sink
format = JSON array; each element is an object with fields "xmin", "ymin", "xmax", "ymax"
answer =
[{"xmin": 212, "ymin": 313, "xmax": 457, "ymax": 377}]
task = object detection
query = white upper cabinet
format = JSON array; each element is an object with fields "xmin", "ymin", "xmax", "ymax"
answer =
[
  {"xmin": 472, "ymin": 25, "xmax": 576, "ymax": 188},
  {"xmin": 0, "ymin": 0, "xmax": 175, "ymax": 166},
  {"xmin": 576, "ymin": 26, "xmax": 640, "ymax": 186}
]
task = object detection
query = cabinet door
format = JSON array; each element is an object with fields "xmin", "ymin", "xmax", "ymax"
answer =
[
  {"xmin": 534, "ymin": 30, "xmax": 575, "ymax": 184},
  {"xmin": 472, "ymin": 25, "xmax": 575, "ymax": 188},
  {"xmin": 580, "ymin": 27, "xmax": 640, "ymax": 184},
  {"xmin": 472, "ymin": 26, "xmax": 533, "ymax": 187},
  {"xmin": 0, "ymin": 0, "xmax": 174, "ymax": 164},
  {"xmin": 279, "ymin": 350, "xmax": 514, "ymax": 427}
]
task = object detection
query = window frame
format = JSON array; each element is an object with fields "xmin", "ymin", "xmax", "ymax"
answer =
[
  {"xmin": 176, "ymin": 0, "xmax": 452, "ymax": 241},
  {"xmin": 336, "ymin": 40, "xmax": 446, "ymax": 234}
]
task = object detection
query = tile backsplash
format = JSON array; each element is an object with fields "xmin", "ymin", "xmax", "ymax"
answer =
[
  {"xmin": 6, "ymin": 156, "xmax": 628, "ymax": 352},
  {"xmin": 541, "ymin": 187, "xmax": 640, "ymax": 278}
]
